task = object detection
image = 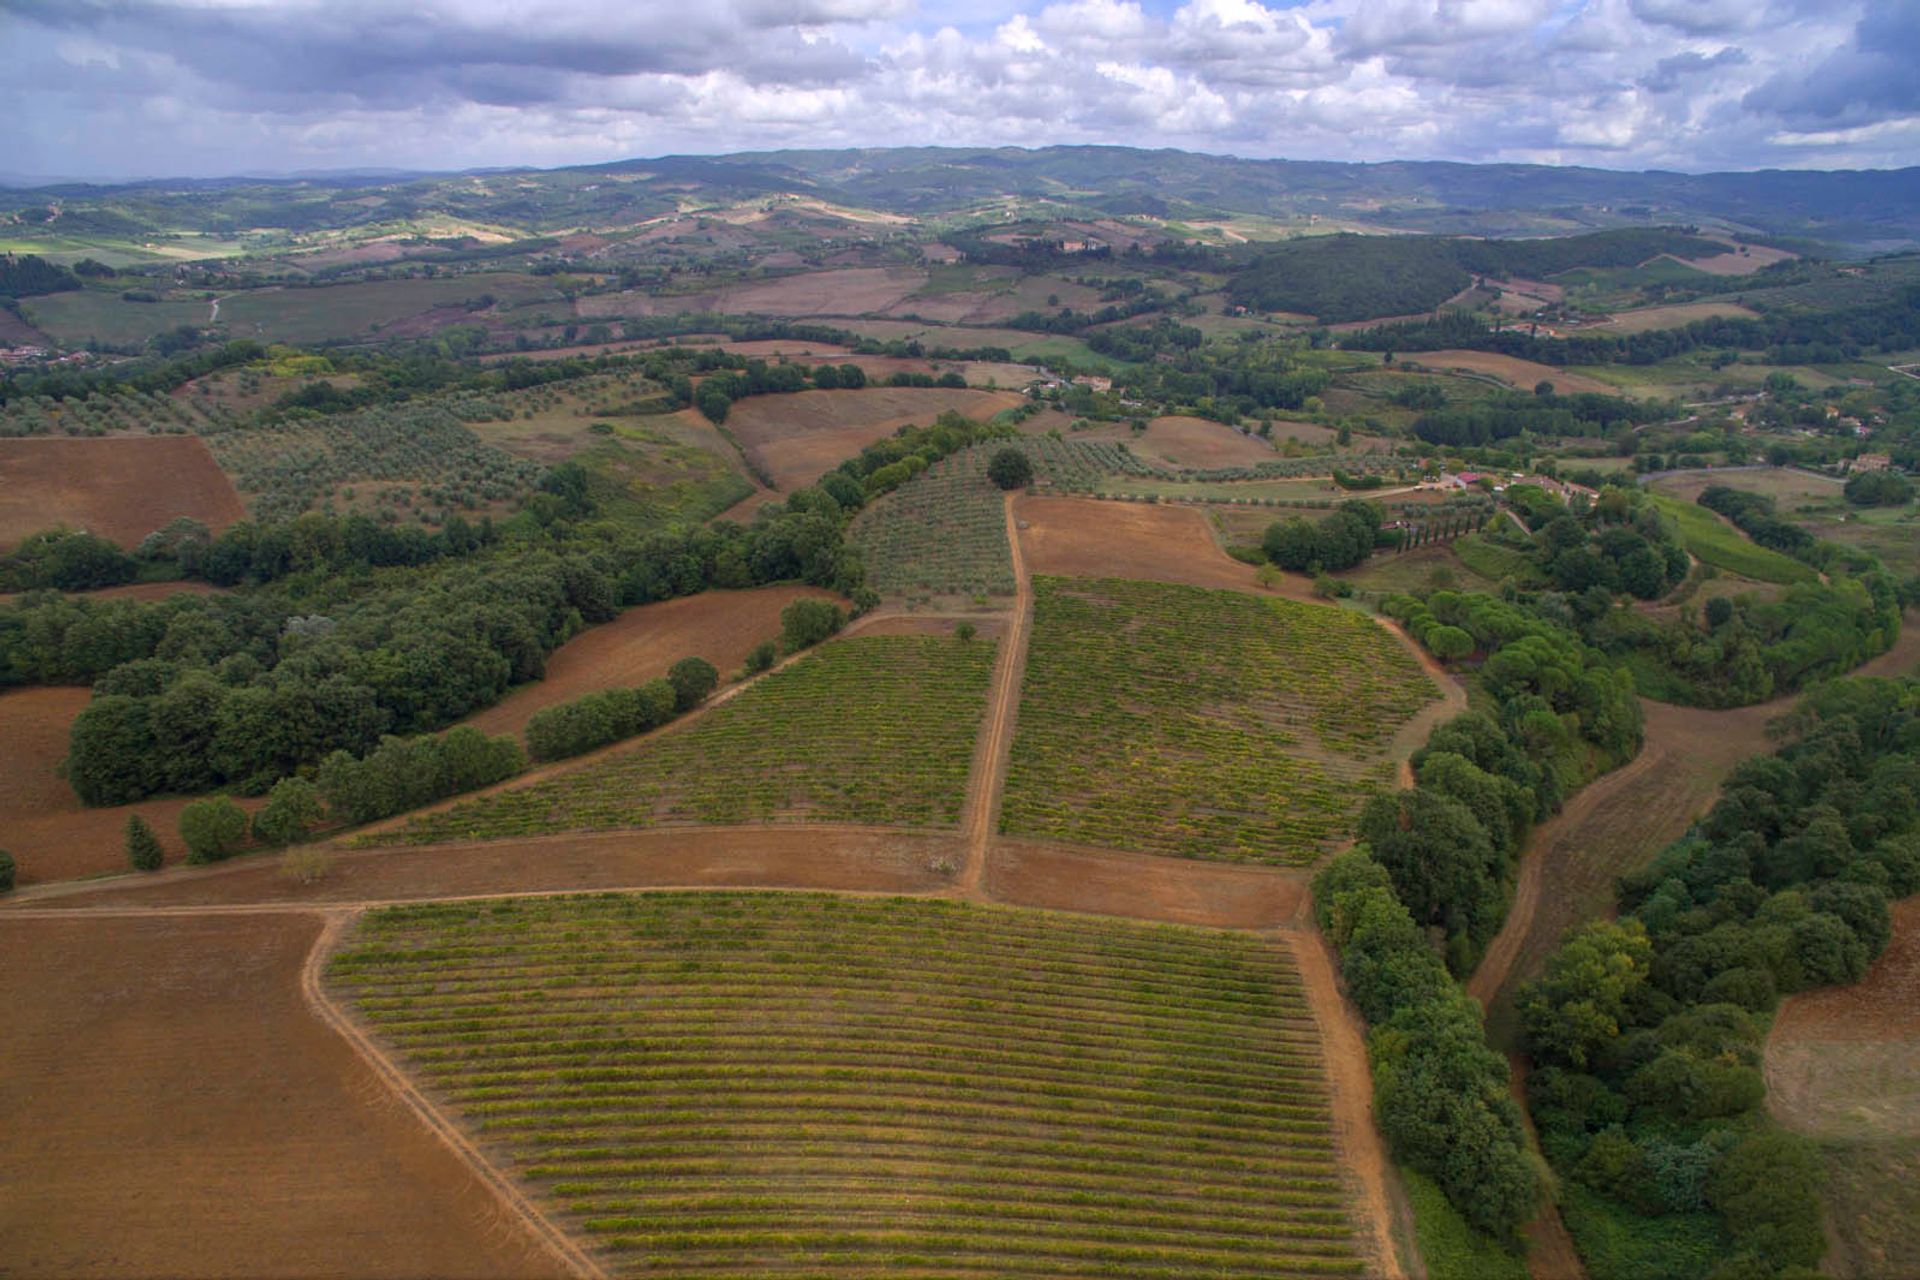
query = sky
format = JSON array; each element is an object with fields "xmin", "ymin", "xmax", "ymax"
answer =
[{"xmin": 3, "ymin": 0, "xmax": 1919, "ymax": 182}]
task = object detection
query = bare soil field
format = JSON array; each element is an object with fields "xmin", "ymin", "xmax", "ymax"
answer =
[
  {"xmin": 21, "ymin": 827, "xmax": 962, "ymax": 911},
  {"xmin": 0, "ymin": 436, "xmax": 247, "ymax": 549},
  {"xmin": 1014, "ymin": 494, "xmax": 1299, "ymax": 594},
  {"xmin": 1397, "ymin": 350, "xmax": 1619, "ymax": 397},
  {"xmin": 1767, "ymin": 895, "xmax": 1920, "ymax": 1140},
  {"xmin": 462, "ymin": 585, "xmax": 833, "ymax": 739},
  {"xmin": 0, "ymin": 686, "xmax": 265, "ymax": 885},
  {"xmin": 728, "ymin": 386, "xmax": 1025, "ymax": 491},
  {"xmin": 0, "ymin": 913, "xmax": 560, "ymax": 1278},
  {"xmin": 986, "ymin": 838, "xmax": 1307, "ymax": 928},
  {"xmin": 1600, "ymin": 301, "xmax": 1760, "ymax": 333}
]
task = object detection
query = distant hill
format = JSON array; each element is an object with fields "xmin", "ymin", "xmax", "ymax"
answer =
[{"xmin": 1, "ymin": 146, "xmax": 1915, "ymax": 251}]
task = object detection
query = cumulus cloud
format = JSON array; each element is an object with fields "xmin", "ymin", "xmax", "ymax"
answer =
[{"xmin": 0, "ymin": 0, "xmax": 1912, "ymax": 179}]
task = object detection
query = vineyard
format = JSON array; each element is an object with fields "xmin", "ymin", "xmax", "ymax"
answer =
[
  {"xmin": 384, "ymin": 635, "xmax": 996, "ymax": 844},
  {"xmin": 326, "ymin": 891, "xmax": 1363, "ymax": 1279},
  {"xmin": 1001, "ymin": 577, "xmax": 1437, "ymax": 864},
  {"xmin": 205, "ymin": 402, "xmax": 549, "ymax": 522}
]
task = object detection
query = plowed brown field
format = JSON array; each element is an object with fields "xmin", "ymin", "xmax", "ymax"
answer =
[
  {"xmin": 1014, "ymin": 494, "xmax": 1307, "ymax": 595},
  {"xmin": 727, "ymin": 386, "xmax": 1026, "ymax": 491},
  {"xmin": 0, "ymin": 436, "xmax": 245, "ymax": 549},
  {"xmin": 0, "ymin": 912, "xmax": 560, "ymax": 1278},
  {"xmin": 461, "ymin": 586, "xmax": 834, "ymax": 739}
]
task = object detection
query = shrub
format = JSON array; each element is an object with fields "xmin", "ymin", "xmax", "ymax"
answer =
[
  {"xmin": 780, "ymin": 597, "xmax": 846, "ymax": 653},
  {"xmin": 252, "ymin": 776, "xmax": 325, "ymax": 846},
  {"xmin": 743, "ymin": 639, "xmax": 777, "ymax": 674},
  {"xmin": 125, "ymin": 814, "xmax": 164, "ymax": 871},
  {"xmin": 0, "ymin": 849, "xmax": 13, "ymax": 893},
  {"xmin": 987, "ymin": 446, "xmax": 1034, "ymax": 490},
  {"xmin": 282, "ymin": 846, "xmax": 335, "ymax": 885},
  {"xmin": 179, "ymin": 796, "xmax": 249, "ymax": 863},
  {"xmin": 668, "ymin": 657, "xmax": 719, "ymax": 711}
]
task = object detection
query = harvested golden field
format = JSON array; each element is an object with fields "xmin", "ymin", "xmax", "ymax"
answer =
[
  {"xmin": 727, "ymin": 386, "xmax": 1026, "ymax": 491},
  {"xmin": 0, "ymin": 913, "xmax": 560, "ymax": 1278},
  {"xmin": 462, "ymin": 585, "xmax": 834, "ymax": 740},
  {"xmin": 0, "ymin": 437, "xmax": 246, "ymax": 550}
]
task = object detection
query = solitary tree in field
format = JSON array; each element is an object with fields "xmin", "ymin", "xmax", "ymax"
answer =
[
  {"xmin": 954, "ymin": 621, "xmax": 977, "ymax": 643},
  {"xmin": 125, "ymin": 814, "xmax": 164, "ymax": 872},
  {"xmin": 987, "ymin": 447, "xmax": 1034, "ymax": 491}
]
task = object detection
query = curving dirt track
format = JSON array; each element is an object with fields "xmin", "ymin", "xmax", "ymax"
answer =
[
  {"xmin": 1471, "ymin": 614, "xmax": 1920, "ymax": 1028},
  {"xmin": 1466, "ymin": 696, "xmax": 1783, "ymax": 1025},
  {"xmin": 0, "ymin": 912, "xmax": 563, "ymax": 1279}
]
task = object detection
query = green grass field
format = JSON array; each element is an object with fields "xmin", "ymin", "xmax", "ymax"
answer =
[
  {"xmin": 1644, "ymin": 493, "xmax": 1819, "ymax": 585},
  {"xmin": 23, "ymin": 287, "xmax": 210, "ymax": 347},
  {"xmin": 1000, "ymin": 577, "xmax": 1438, "ymax": 864},
  {"xmin": 383, "ymin": 634, "xmax": 996, "ymax": 844},
  {"xmin": 327, "ymin": 891, "xmax": 1364, "ymax": 1278}
]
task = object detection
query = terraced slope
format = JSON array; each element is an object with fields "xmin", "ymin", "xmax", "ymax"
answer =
[
  {"xmin": 386, "ymin": 635, "xmax": 994, "ymax": 844},
  {"xmin": 1001, "ymin": 576, "xmax": 1437, "ymax": 864},
  {"xmin": 328, "ymin": 892, "xmax": 1363, "ymax": 1279}
]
